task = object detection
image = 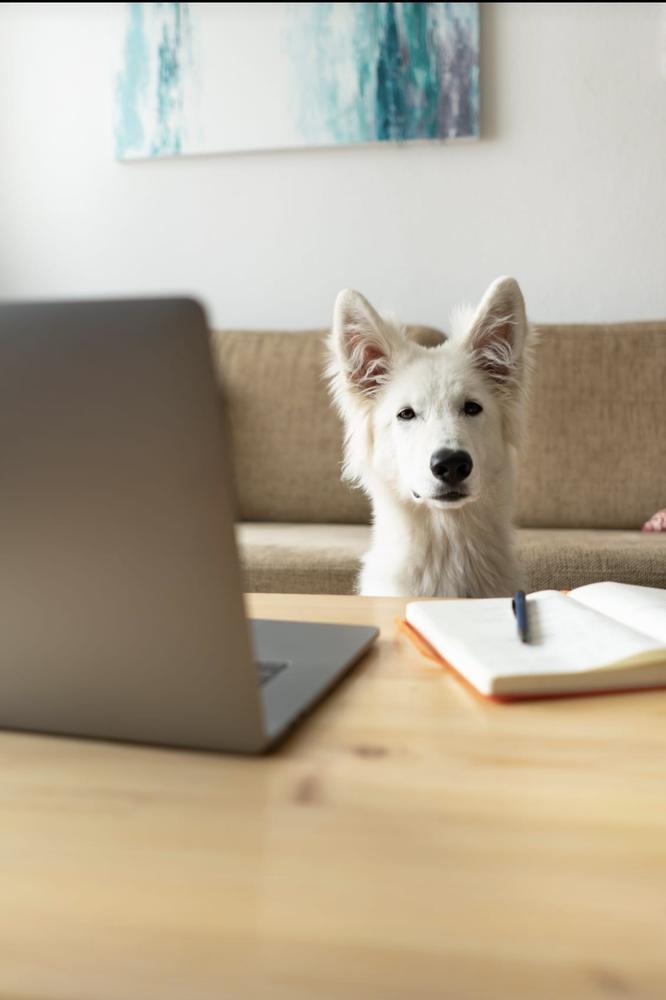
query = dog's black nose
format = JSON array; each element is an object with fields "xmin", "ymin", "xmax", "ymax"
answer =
[{"xmin": 430, "ymin": 449, "xmax": 473, "ymax": 484}]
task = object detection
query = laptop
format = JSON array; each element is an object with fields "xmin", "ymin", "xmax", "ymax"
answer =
[{"xmin": 0, "ymin": 298, "xmax": 378, "ymax": 753}]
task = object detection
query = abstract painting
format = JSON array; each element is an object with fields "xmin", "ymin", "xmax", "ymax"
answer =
[{"xmin": 115, "ymin": 2, "xmax": 479, "ymax": 160}]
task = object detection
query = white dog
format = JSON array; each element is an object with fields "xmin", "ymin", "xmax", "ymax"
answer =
[{"xmin": 327, "ymin": 276, "xmax": 534, "ymax": 598}]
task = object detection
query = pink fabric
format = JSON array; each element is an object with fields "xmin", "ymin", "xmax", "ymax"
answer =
[{"xmin": 642, "ymin": 509, "xmax": 666, "ymax": 532}]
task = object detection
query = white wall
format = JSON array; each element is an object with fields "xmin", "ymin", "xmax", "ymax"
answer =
[{"xmin": 1, "ymin": 2, "xmax": 665, "ymax": 329}]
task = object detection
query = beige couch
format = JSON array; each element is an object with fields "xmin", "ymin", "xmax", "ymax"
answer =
[{"xmin": 211, "ymin": 322, "xmax": 666, "ymax": 594}]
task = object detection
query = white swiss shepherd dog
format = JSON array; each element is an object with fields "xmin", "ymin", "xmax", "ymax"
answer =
[{"xmin": 327, "ymin": 276, "xmax": 534, "ymax": 598}]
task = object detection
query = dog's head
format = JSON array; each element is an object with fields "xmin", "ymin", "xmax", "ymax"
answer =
[{"xmin": 327, "ymin": 276, "xmax": 533, "ymax": 510}]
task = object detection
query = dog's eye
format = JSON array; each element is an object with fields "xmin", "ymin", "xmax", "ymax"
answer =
[
  {"xmin": 463, "ymin": 400, "xmax": 483, "ymax": 416},
  {"xmin": 397, "ymin": 407, "xmax": 416, "ymax": 421}
]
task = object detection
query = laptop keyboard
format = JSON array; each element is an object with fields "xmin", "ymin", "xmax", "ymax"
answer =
[{"xmin": 256, "ymin": 659, "xmax": 290, "ymax": 686}]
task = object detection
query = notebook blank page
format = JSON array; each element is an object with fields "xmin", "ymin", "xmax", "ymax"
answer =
[
  {"xmin": 569, "ymin": 583, "xmax": 666, "ymax": 644},
  {"xmin": 407, "ymin": 592, "xmax": 665, "ymax": 695}
]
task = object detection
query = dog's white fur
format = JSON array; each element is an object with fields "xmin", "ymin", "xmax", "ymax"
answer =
[{"xmin": 327, "ymin": 277, "xmax": 534, "ymax": 597}]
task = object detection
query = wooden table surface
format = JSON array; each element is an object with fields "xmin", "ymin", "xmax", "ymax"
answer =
[{"xmin": 2, "ymin": 593, "xmax": 666, "ymax": 1000}]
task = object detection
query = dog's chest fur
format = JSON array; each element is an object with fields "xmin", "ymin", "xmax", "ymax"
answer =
[{"xmin": 360, "ymin": 491, "xmax": 521, "ymax": 598}]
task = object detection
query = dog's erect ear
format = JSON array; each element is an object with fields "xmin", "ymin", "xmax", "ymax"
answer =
[
  {"xmin": 332, "ymin": 289, "xmax": 404, "ymax": 397},
  {"xmin": 464, "ymin": 277, "xmax": 528, "ymax": 392}
]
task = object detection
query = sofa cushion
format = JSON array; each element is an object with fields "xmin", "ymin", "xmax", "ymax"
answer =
[
  {"xmin": 236, "ymin": 522, "xmax": 368, "ymax": 594},
  {"xmin": 237, "ymin": 523, "xmax": 666, "ymax": 595},
  {"xmin": 518, "ymin": 528, "xmax": 666, "ymax": 591}
]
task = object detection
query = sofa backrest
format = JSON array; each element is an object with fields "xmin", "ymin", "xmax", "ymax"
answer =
[
  {"xmin": 211, "ymin": 329, "xmax": 369, "ymax": 523},
  {"xmin": 212, "ymin": 322, "xmax": 666, "ymax": 529},
  {"xmin": 515, "ymin": 321, "xmax": 666, "ymax": 529}
]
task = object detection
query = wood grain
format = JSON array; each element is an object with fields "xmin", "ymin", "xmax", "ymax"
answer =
[{"xmin": 1, "ymin": 592, "xmax": 665, "ymax": 999}]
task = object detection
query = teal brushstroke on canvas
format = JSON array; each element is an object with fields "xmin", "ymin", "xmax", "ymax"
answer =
[
  {"xmin": 115, "ymin": 2, "xmax": 195, "ymax": 159},
  {"xmin": 352, "ymin": 5, "xmax": 382, "ymax": 140},
  {"xmin": 399, "ymin": 2, "xmax": 439, "ymax": 138},
  {"xmin": 151, "ymin": 2, "xmax": 191, "ymax": 156},
  {"xmin": 115, "ymin": 3, "xmax": 149, "ymax": 158},
  {"xmin": 375, "ymin": 3, "xmax": 405, "ymax": 140},
  {"xmin": 287, "ymin": 2, "xmax": 479, "ymax": 146}
]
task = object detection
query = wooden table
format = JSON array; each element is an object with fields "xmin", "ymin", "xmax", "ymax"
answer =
[{"xmin": 2, "ymin": 594, "xmax": 666, "ymax": 999}]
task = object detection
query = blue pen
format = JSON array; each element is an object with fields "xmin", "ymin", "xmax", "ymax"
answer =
[{"xmin": 512, "ymin": 591, "xmax": 529, "ymax": 643}]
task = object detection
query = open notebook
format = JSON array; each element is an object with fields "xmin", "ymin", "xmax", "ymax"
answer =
[{"xmin": 405, "ymin": 583, "xmax": 666, "ymax": 699}]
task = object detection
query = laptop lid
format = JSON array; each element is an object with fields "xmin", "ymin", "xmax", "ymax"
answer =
[{"xmin": 0, "ymin": 298, "xmax": 267, "ymax": 752}]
